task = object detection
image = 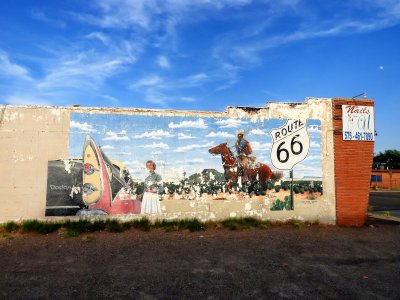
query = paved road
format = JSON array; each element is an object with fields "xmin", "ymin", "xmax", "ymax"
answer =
[
  {"xmin": 369, "ymin": 191, "xmax": 400, "ymax": 219},
  {"xmin": 369, "ymin": 191, "xmax": 400, "ymax": 210}
]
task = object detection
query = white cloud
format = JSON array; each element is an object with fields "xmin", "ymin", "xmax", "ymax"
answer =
[
  {"xmin": 176, "ymin": 158, "xmax": 206, "ymax": 165},
  {"xmin": 294, "ymin": 163, "xmax": 318, "ymax": 171},
  {"xmin": 250, "ymin": 128, "xmax": 270, "ymax": 136},
  {"xmin": 151, "ymin": 150, "xmax": 163, "ymax": 155},
  {"xmin": 122, "ymin": 160, "xmax": 143, "ymax": 167},
  {"xmin": 304, "ymin": 155, "xmax": 322, "ymax": 161},
  {"xmin": 186, "ymin": 73, "xmax": 208, "ymax": 86},
  {"xmin": 168, "ymin": 118, "xmax": 207, "ymax": 129},
  {"xmin": 157, "ymin": 55, "xmax": 170, "ymax": 69},
  {"xmin": 256, "ymin": 154, "xmax": 272, "ymax": 165},
  {"xmin": 129, "ymin": 71, "xmax": 209, "ymax": 106},
  {"xmin": 215, "ymin": 118, "xmax": 248, "ymax": 128},
  {"xmin": 4, "ymin": 96, "xmax": 53, "ymax": 106},
  {"xmin": 0, "ymin": 51, "xmax": 31, "ymax": 81},
  {"xmin": 206, "ymin": 131, "xmax": 235, "ymax": 138},
  {"xmin": 163, "ymin": 166, "xmax": 185, "ymax": 182},
  {"xmin": 174, "ymin": 142, "xmax": 214, "ymax": 153},
  {"xmin": 178, "ymin": 133, "xmax": 195, "ymax": 139},
  {"xmin": 117, "ymin": 152, "xmax": 132, "ymax": 156},
  {"xmin": 85, "ymin": 32, "xmax": 109, "ymax": 45},
  {"xmin": 252, "ymin": 141, "xmax": 272, "ymax": 151},
  {"xmin": 71, "ymin": 0, "xmax": 252, "ymax": 31},
  {"xmin": 103, "ymin": 130, "xmax": 130, "ymax": 141},
  {"xmin": 70, "ymin": 120, "xmax": 97, "ymax": 133},
  {"xmin": 1, "ymin": 40, "xmax": 138, "ymax": 105},
  {"xmin": 130, "ymin": 74, "xmax": 163, "ymax": 89},
  {"xmin": 31, "ymin": 10, "xmax": 66, "ymax": 28},
  {"xmin": 4, "ymin": 0, "xmax": 398, "ymax": 108},
  {"xmin": 211, "ymin": 1, "xmax": 400, "ymax": 84},
  {"xmin": 140, "ymin": 142, "xmax": 169, "ymax": 149},
  {"xmin": 310, "ymin": 140, "xmax": 320, "ymax": 148},
  {"xmin": 136, "ymin": 129, "xmax": 174, "ymax": 139},
  {"xmin": 307, "ymin": 125, "xmax": 321, "ymax": 134},
  {"xmin": 70, "ymin": 0, "xmax": 156, "ymax": 30},
  {"xmin": 101, "ymin": 145, "xmax": 115, "ymax": 150},
  {"xmin": 37, "ymin": 52, "xmax": 133, "ymax": 90},
  {"xmin": 102, "ymin": 94, "xmax": 119, "ymax": 105}
]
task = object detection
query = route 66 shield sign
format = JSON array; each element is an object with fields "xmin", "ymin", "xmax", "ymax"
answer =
[{"xmin": 270, "ymin": 119, "xmax": 310, "ymax": 170}]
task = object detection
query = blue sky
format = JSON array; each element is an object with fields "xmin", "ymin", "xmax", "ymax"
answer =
[
  {"xmin": 0, "ymin": 1, "xmax": 399, "ymax": 153},
  {"xmin": 70, "ymin": 113, "xmax": 322, "ymax": 181}
]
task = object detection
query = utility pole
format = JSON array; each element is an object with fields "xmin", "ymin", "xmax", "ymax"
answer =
[{"xmin": 290, "ymin": 170, "xmax": 294, "ymax": 210}]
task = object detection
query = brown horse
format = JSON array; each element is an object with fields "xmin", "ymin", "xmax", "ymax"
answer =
[{"xmin": 208, "ymin": 142, "xmax": 273, "ymax": 191}]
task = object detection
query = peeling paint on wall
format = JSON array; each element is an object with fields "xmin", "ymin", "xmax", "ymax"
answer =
[
  {"xmin": 1, "ymin": 99, "xmax": 336, "ymax": 223},
  {"xmin": 4, "ymin": 111, "xmax": 24, "ymax": 122}
]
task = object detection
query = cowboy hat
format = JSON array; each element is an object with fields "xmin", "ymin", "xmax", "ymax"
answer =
[{"xmin": 236, "ymin": 129, "xmax": 246, "ymax": 135}]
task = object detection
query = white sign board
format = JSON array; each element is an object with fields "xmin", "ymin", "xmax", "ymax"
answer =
[
  {"xmin": 342, "ymin": 105, "xmax": 374, "ymax": 141},
  {"xmin": 270, "ymin": 120, "xmax": 310, "ymax": 170}
]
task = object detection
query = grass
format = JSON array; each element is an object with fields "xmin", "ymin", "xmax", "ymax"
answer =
[
  {"xmin": 0, "ymin": 217, "xmax": 320, "ymax": 236},
  {"xmin": 380, "ymin": 211, "xmax": 392, "ymax": 218},
  {"xmin": 65, "ymin": 230, "xmax": 81, "ymax": 237},
  {"xmin": 63, "ymin": 220, "xmax": 90, "ymax": 235},
  {"xmin": 1, "ymin": 233, "xmax": 14, "ymax": 240},
  {"xmin": 154, "ymin": 219, "xmax": 179, "ymax": 232},
  {"xmin": 22, "ymin": 220, "xmax": 61, "ymax": 234},
  {"xmin": 3, "ymin": 221, "xmax": 19, "ymax": 232},
  {"xmin": 153, "ymin": 219, "xmax": 204, "ymax": 232},
  {"xmin": 181, "ymin": 219, "xmax": 204, "ymax": 232},
  {"xmin": 129, "ymin": 218, "xmax": 151, "ymax": 232},
  {"xmin": 220, "ymin": 217, "xmax": 263, "ymax": 230},
  {"xmin": 105, "ymin": 220, "xmax": 125, "ymax": 232}
]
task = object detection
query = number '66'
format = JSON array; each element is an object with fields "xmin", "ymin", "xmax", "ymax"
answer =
[{"xmin": 277, "ymin": 134, "xmax": 303, "ymax": 163}]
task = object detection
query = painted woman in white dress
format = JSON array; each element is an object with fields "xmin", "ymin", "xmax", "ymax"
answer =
[{"xmin": 140, "ymin": 160, "xmax": 163, "ymax": 214}]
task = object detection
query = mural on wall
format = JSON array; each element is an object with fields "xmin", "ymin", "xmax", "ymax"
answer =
[{"xmin": 45, "ymin": 112, "xmax": 323, "ymax": 216}]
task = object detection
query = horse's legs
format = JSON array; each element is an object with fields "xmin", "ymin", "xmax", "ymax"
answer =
[
  {"xmin": 247, "ymin": 181, "xmax": 254, "ymax": 194},
  {"xmin": 260, "ymin": 180, "xmax": 267, "ymax": 192},
  {"xmin": 225, "ymin": 179, "xmax": 234, "ymax": 193},
  {"xmin": 241, "ymin": 156, "xmax": 250, "ymax": 183}
]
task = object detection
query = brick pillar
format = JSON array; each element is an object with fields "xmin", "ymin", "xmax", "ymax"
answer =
[{"xmin": 333, "ymin": 99, "xmax": 375, "ymax": 226}]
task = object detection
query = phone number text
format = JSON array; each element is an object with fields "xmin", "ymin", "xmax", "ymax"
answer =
[{"xmin": 343, "ymin": 131, "xmax": 374, "ymax": 141}]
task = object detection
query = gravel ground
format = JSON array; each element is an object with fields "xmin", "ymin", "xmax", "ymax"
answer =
[{"xmin": 1, "ymin": 223, "xmax": 399, "ymax": 299}]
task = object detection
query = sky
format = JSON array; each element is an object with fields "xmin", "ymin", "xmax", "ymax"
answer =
[
  {"xmin": 0, "ymin": 0, "xmax": 399, "ymax": 153},
  {"xmin": 70, "ymin": 113, "xmax": 322, "ymax": 181}
]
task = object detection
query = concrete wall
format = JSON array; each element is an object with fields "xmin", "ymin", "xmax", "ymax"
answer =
[
  {"xmin": 0, "ymin": 98, "xmax": 336, "ymax": 223},
  {"xmin": 0, "ymin": 106, "xmax": 70, "ymax": 220}
]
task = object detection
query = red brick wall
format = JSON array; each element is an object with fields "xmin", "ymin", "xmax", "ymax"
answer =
[
  {"xmin": 371, "ymin": 170, "xmax": 400, "ymax": 189},
  {"xmin": 333, "ymin": 99, "xmax": 375, "ymax": 226}
]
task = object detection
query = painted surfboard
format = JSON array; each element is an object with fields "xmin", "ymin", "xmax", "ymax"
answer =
[{"xmin": 82, "ymin": 135, "xmax": 109, "ymax": 205}]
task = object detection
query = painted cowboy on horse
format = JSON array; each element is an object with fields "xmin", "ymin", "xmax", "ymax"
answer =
[
  {"xmin": 208, "ymin": 137, "xmax": 274, "ymax": 192},
  {"xmin": 234, "ymin": 130, "xmax": 252, "ymax": 184}
]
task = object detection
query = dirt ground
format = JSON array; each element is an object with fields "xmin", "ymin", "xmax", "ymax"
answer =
[{"xmin": 1, "ymin": 223, "xmax": 399, "ymax": 299}]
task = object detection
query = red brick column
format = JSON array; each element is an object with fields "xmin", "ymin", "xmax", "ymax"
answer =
[{"xmin": 333, "ymin": 99, "xmax": 375, "ymax": 226}]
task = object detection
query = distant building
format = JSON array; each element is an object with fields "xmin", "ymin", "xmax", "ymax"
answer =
[
  {"xmin": 371, "ymin": 169, "xmax": 400, "ymax": 190},
  {"xmin": 279, "ymin": 176, "xmax": 322, "ymax": 182}
]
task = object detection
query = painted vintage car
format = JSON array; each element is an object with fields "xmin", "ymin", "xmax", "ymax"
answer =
[{"xmin": 45, "ymin": 135, "xmax": 141, "ymax": 216}]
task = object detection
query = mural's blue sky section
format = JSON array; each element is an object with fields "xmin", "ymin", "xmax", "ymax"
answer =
[{"xmin": 70, "ymin": 113, "xmax": 322, "ymax": 181}]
